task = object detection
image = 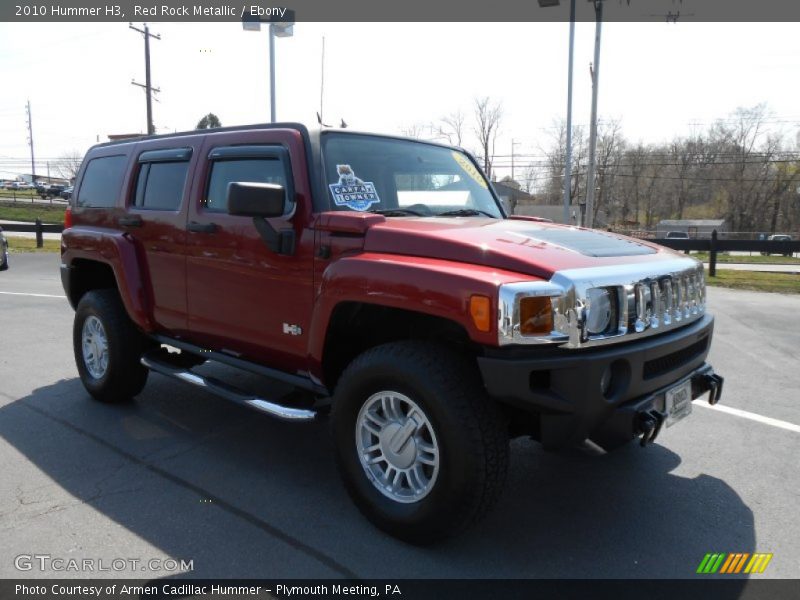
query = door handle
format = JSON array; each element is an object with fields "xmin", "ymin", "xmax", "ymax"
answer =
[
  {"xmin": 188, "ymin": 221, "xmax": 217, "ymax": 233},
  {"xmin": 118, "ymin": 215, "xmax": 143, "ymax": 228}
]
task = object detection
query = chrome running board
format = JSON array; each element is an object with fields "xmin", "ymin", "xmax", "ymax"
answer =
[{"xmin": 141, "ymin": 352, "xmax": 316, "ymax": 422}]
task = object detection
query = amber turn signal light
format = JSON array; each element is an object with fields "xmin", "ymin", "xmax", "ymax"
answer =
[
  {"xmin": 519, "ymin": 296, "xmax": 553, "ymax": 336},
  {"xmin": 469, "ymin": 295, "xmax": 492, "ymax": 332}
]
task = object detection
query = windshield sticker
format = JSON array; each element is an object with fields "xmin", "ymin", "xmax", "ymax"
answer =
[
  {"xmin": 329, "ymin": 165, "xmax": 381, "ymax": 211},
  {"xmin": 451, "ymin": 152, "xmax": 488, "ymax": 189}
]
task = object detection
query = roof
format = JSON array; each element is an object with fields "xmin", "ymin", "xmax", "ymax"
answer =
[
  {"xmin": 493, "ymin": 181, "xmax": 534, "ymax": 201},
  {"xmin": 658, "ymin": 219, "xmax": 726, "ymax": 227},
  {"xmin": 92, "ymin": 122, "xmax": 463, "ymax": 153}
]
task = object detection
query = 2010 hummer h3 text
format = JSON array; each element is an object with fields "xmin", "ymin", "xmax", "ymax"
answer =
[{"xmin": 61, "ymin": 124, "xmax": 723, "ymax": 543}]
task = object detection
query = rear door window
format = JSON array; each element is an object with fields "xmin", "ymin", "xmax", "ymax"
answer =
[{"xmin": 134, "ymin": 161, "xmax": 189, "ymax": 210}]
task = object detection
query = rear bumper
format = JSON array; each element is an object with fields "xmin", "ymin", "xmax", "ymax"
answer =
[{"xmin": 477, "ymin": 313, "xmax": 722, "ymax": 449}]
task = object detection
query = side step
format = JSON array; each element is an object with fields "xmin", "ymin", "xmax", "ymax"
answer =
[{"xmin": 141, "ymin": 352, "xmax": 317, "ymax": 422}]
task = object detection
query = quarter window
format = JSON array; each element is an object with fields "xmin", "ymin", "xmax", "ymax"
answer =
[{"xmin": 76, "ymin": 155, "xmax": 127, "ymax": 208}]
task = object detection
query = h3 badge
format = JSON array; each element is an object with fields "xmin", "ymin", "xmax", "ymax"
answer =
[{"xmin": 283, "ymin": 323, "xmax": 303, "ymax": 336}]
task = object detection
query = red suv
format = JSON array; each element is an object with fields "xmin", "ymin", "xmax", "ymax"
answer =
[{"xmin": 60, "ymin": 124, "xmax": 723, "ymax": 543}]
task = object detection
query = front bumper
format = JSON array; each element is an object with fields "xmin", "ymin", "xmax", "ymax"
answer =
[{"xmin": 478, "ymin": 313, "xmax": 723, "ymax": 449}]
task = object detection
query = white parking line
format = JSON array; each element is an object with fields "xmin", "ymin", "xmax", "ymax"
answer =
[
  {"xmin": 0, "ymin": 291, "xmax": 67, "ymax": 299},
  {"xmin": 694, "ymin": 400, "xmax": 800, "ymax": 433}
]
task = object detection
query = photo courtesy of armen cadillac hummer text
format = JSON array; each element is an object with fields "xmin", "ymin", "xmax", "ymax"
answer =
[{"xmin": 60, "ymin": 124, "xmax": 724, "ymax": 544}]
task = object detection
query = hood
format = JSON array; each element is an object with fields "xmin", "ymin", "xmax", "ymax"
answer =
[{"xmin": 363, "ymin": 217, "xmax": 681, "ymax": 279}]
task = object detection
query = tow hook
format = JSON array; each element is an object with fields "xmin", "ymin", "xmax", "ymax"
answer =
[
  {"xmin": 638, "ymin": 409, "xmax": 667, "ymax": 447},
  {"xmin": 703, "ymin": 372, "xmax": 724, "ymax": 406}
]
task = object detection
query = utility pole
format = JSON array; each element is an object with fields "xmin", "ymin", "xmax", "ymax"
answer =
[
  {"xmin": 562, "ymin": 0, "xmax": 575, "ymax": 225},
  {"xmin": 319, "ymin": 36, "xmax": 326, "ymax": 125},
  {"xmin": 25, "ymin": 100, "xmax": 35, "ymax": 184},
  {"xmin": 511, "ymin": 139, "xmax": 521, "ymax": 181},
  {"xmin": 584, "ymin": 0, "xmax": 603, "ymax": 229},
  {"xmin": 130, "ymin": 23, "xmax": 161, "ymax": 135}
]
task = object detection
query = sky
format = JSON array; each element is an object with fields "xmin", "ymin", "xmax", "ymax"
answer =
[{"xmin": 1, "ymin": 21, "xmax": 800, "ymax": 182}]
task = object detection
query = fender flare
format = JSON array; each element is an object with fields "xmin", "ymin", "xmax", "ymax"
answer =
[
  {"xmin": 62, "ymin": 228, "xmax": 155, "ymax": 332},
  {"xmin": 307, "ymin": 253, "xmax": 509, "ymax": 371}
]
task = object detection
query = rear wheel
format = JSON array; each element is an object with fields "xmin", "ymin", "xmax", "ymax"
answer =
[
  {"xmin": 73, "ymin": 289, "xmax": 150, "ymax": 403},
  {"xmin": 332, "ymin": 341, "xmax": 509, "ymax": 544}
]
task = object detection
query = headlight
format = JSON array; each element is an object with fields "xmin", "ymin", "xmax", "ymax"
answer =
[
  {"xmin": 585, "ymin": 287, "xmax": 614, "ymax": 335},
  {"xmin": 497, "ymin": 281, "xmax": 564, "ymax": 344},
  {"xmin": 519, "ymin": 296, "xmax": 553, "ymax": 336}
]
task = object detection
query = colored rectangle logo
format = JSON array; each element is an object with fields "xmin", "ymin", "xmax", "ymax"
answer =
[{"xmin": 697, "ymin": 553, "xmax": 773, "ymax": 574}]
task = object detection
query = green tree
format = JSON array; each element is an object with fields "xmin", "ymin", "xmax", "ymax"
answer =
[{"xmin": 196, "ymin": 113, "xmax": 222, "ymax": 129}]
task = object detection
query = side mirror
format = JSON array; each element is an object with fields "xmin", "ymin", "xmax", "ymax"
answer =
[{"xmin": 227, "ymin": 182, "xmax": 286, "ymax": 218}]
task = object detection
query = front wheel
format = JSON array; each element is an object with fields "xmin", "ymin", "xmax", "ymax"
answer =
[
  {"xmin": 331, "ymin": 341, "xmax": 509, "ymax": 544},
  {"xmin": 73, "ymin": 289, "xmax": 150, "ymax": 403}
]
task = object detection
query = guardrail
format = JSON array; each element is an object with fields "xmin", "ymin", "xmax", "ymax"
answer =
[
  {"xmin": 0, "ymin": 219, "xmax": 64, "ymax": 247},
  {"xmin": 652, "ymin": 230, "xmax": 800, "ymax": 275}
]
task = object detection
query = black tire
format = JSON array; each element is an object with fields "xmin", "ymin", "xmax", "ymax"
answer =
[
  {"xmin": 331, "ymin": 341, "xmax": 509, "ymax": 544},
  {"xmin": 0, "ymin": 251, "xmax": 8, "ymax": 271},
  {"xmin": 73, "ymin": 289, "xmax": 150, "ymax": 403}
]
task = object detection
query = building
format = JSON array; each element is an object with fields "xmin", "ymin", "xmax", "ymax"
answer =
[
  {"xmin": 656, "ymin": 219, "xmax": 727, "ymax": 239},
  {"xmin": 19, "ymin": 174, "xmax": 70, "ymax": 186},
  {"xmin": 493, "ymin": 181, "xmax": 534, "ymax": 214}
]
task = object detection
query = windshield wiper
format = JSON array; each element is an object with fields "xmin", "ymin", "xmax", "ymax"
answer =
[
  {"xmin": 435, "ymin": 209, "xmax": 497, "ymax": 218},
  {"xmin": 368, "ymin": 208, "xmax": 425, "ymax": 217}
]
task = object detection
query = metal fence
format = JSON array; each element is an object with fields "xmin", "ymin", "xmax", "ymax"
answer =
[
  {"xmin": 650, "ymin": 231, "xmax": 799, "ymax": 276},
  {"xmin": 0, "ymin": 220, "xmax": 63, "ymax": 247},
  {"xmin": 0, "ymin": 191, "xmax": 68, "ymax": 205}
]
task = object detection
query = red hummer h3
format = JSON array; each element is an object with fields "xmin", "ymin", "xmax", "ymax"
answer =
[{"xmin": 61, "ymin": 124, "xmax": 723, "ymax": 543}]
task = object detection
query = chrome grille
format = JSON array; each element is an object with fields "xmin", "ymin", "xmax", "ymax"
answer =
[
  {"xmin": 499, "ymin": 257, "xmax": 708, "ymax": 348},
  {"xmin": 629, "ymin": 270, "xmax": 705, "ymax": 335}
]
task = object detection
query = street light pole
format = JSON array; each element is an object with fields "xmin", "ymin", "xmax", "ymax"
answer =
[
  {"xmin": 562, "ymin": 0, "xmax": 576, "ymax": 225},
  {"xmin": 269, "ymin": 25, "xmax": 276, "ymax": 123},
  {"xmin": 584, "ymin": 0, "xmax": 603, "ymax": 229},
  {"xmin": 243, "ymin": 11, "xmax": 294, "ymax": 123}
]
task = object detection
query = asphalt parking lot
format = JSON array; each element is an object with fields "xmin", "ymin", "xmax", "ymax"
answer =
[{"xmin": 0, "ymin": 253, "xmax": 798, "ymax": 579}]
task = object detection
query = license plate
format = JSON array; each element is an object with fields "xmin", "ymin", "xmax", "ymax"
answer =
[{"xmin": 665, "ymin": 379, "xmax": 692, "ymax": 427}]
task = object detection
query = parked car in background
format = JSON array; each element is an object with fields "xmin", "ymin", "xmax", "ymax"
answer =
[
  {"xmin": 0, "ymin": 226, "xmax": 9, "ymax": 271},
  {"xmin": 60, "ymin": 186, "xmax": 74, "ymax": 200},
  {"xmin": 665, "ymin": 231, "xmax": 690, "ymax": 239},
  {"xmin": 761, "ymin": 234, "xmax": 794, "ymax": 257},
  {"xmin": 39, "ymin": 184, "xmax": 66, "ymax": 199}
]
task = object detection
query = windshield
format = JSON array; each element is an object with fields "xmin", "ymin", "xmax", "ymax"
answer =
[{"xmin": 321, "ymin": 133, "xmax": 504, "ymax": 218}]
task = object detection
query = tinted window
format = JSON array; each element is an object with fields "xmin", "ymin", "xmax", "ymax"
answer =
[
  {"xmin": 135, "ymin": 161, "xmax": 189, "ymax": 210},
  {"xmin": 76, "ymin": 155, "xmax": 127, "ymax": 208},
  {"xmin": 205, "ymin": 158, "xmax": 286, "ymax": 212}
]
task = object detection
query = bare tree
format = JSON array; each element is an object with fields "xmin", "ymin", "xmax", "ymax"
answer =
[
  {"xmin": 55, "ymin": 150, "xmax": 84, "ymax": 181},
  {"xmin": 592, "ymin": 120, "xmax": 624, "ymax": 224},
  {"xmin": 710, "ymin": 104, "xmax": 770, "ymax": 231},
  {"xmin": 435, "ymin": 110, "xmax": 466, "ymax": 147},
  {"xmin": 541, "ymin": 119, "xmax": 587, "ymax": 209},
  {"xmin": 473, "ymin": 97, "xmax": 503, "ymax": 180},
  {"xmin": 400, "ymin": 123, "xmax": 427, "ymax": 139}
]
